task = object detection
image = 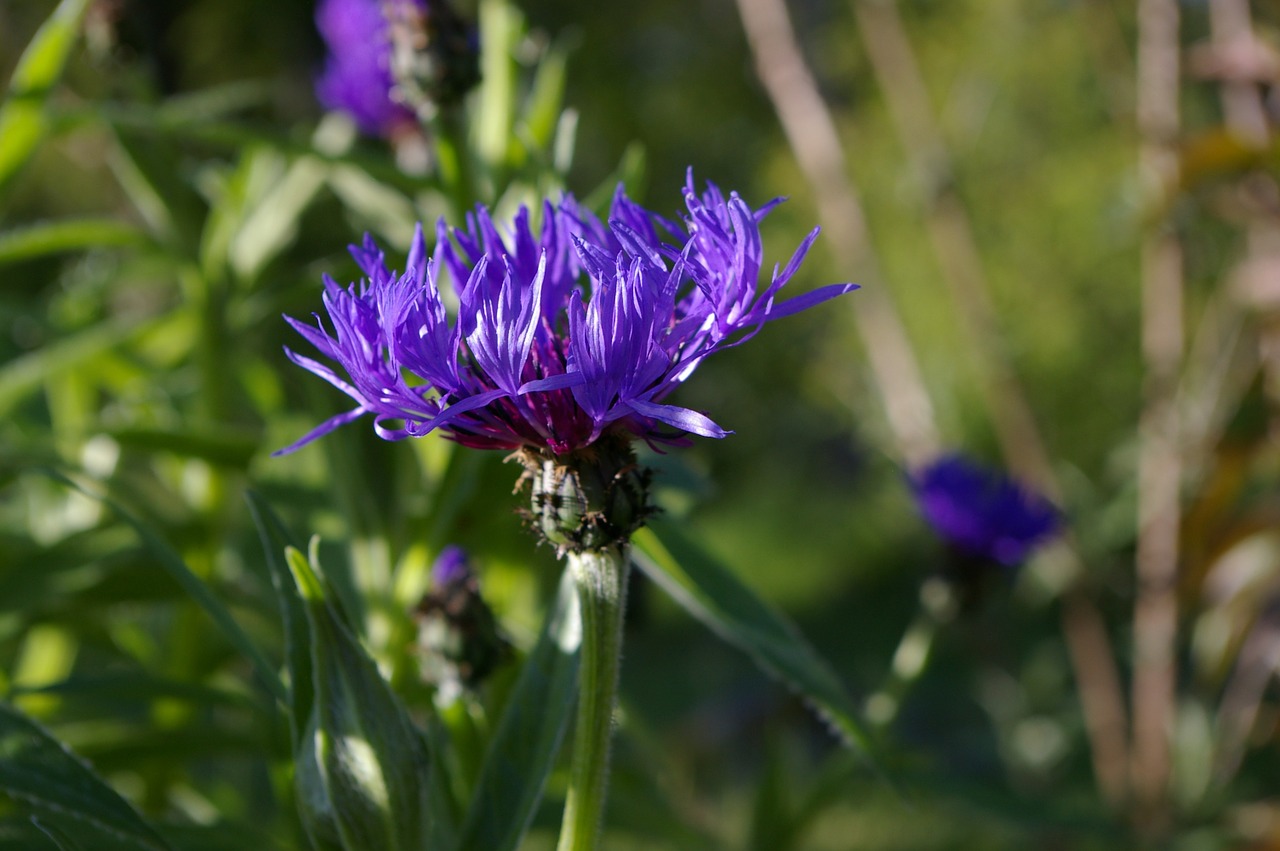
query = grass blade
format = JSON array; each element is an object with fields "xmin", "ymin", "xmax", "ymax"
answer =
[{"xmin": 0, "ymin": 0, "xmax": 92, "ymax": 200}]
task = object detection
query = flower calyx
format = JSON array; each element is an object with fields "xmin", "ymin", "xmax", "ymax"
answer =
[{"xmin": 514, "ymin": 435, "xmax": 654, "ymax": 556}]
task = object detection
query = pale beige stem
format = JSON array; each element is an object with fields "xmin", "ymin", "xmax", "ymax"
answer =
[
  {"xmin": 732, "ymin": 0, "xmax": 939, "ymax": 467},
  {"xmin": 1132, "ymin": 0, "xmax": 1184, "ymax": 829},
  {"xmin": 1205, "ymin": 0, "xmax": 1280, "ymax": 787}
]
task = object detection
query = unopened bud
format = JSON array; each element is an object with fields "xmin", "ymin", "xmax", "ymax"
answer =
[{"xmin": 516, "ymin": 436, "xmax": 652, "ymax": 554}]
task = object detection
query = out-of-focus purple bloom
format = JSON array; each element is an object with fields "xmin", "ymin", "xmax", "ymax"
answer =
[
  {"xmin": 430, "ymin": 544, "xmax": 472, "ymax": 586},
  {"xmin": 911, "ymin": 454, "xmax": 1060, "ymax": 567},
  {"xmin": 315, "ymin": 0, "xmax": 424, "ymax": 136},
  {"xmin": 277, "ymin": 170, "xmax": 858, "ymax": 456}
]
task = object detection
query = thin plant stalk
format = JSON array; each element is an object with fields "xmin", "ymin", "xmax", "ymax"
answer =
[
  {"xmin": 1132, "ymin": 0, "xmax": 1184, "ymax": 829},
  {"xmin": 732, "ymin": 0, "xmax": 940, "ymax": 468},
  {"xmin": 864, "ymin": 578, "xmax": 957, "ymax": 731},
  {"xmin": 1205, "ymin": 0, "xmax": 1279, "ymax": 786},
  {"xmin": 557, "ymin": 546, "xmax": 630, "ymax": 851}
]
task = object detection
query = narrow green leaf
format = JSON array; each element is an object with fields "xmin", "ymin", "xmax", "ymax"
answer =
[
  {"xmin": 245, "ymin": 491, "xmax": 314, "ymax": 746},
  {"xmin": 285, "ymin": 546, "xmax": 454, "ymax": 851},
  {"xmin": 0, "ymin": 219, "xmax": 149, "ymax": 265},
  {"xmin": 0, "ymin": 0, "xmax": 93, "ymax": 199},
  {"xmin": 39, "ymin": 470, "xmax": 287, "ymax": 705},
  {"xmin": 456, "ymin": 567, "xmax": 581, "ymax": 851},
  {"xmin": 230, "ymin": 153, "xmax": 328, "ymax": 282},
  {"xmin": 0, "ymin": 702, "xmax": 172, "ymax": 851},
  {"xmin": 8, "ymin": 672, "xmax": 261, "ymax": 716},
  {"xmin": 632, "ymin": 518, "xmax": 876, "ymax": 758},
  {"xmin": 521, "ymin": 42, "xmax": 569, "ymax": 155},
  {"xmin": 475, "ymin": 0, "xmax": 520, "ymax": 168}
]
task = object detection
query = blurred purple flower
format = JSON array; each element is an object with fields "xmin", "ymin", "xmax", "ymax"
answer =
[
  {"xmin": 911, "ymin": 454, "xmax": 1060, "ymax": 567},
  {"xmin": 430, "ymin": 544, "xmax": 471, "ymax": 586},
  {"xmin": 315, "ymin": 0, "xmax": 423, "ymax": 136},
  {"xmin": 277, "ymin": 170, "xmax": 857, "ymax": 456}
]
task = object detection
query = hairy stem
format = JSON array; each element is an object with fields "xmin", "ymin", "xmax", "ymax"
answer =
[{"xmin": 556, "ymin": 546, "xmax": 629, "ymax": 851}]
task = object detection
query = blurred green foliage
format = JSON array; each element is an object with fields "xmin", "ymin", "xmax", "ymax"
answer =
[{"xmin": 2, "ymin": 0, "xmax": 1280, "ymax": 848}]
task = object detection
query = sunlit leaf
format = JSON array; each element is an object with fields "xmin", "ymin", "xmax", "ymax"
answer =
[
  {"xmin": 285, "ymin": 545, "xmax": 455, "ymax": 851},
  {"xmin": 0, "ymin": 219, "xmax": 150, "ymax": 265},
  {"xmin": 0, "ymin": 0, "xmax": 92, "ymax": 200}
]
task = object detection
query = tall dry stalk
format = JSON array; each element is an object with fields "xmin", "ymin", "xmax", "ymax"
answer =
[
  {"xmin": 731, "ymin": 0, "xmax": 939, "ymax": 468},
  {"xmin": 1132, "ymin": 0, "xmax": 1184, "ymax": 828}
]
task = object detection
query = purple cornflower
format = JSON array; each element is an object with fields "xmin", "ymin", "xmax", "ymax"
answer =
[
  {"xmin": 910, "ymin": 454, "xmax": 1060, "ymax": 567},
  {"xmin": 278, "ymin": 170, "xmax": 858, "ymax": 457},
  {"xmin": 315, "ymin": 0, "xmax": 423, "ymax": 136}
]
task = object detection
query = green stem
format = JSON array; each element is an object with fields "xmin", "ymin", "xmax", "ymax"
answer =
[
  {"xmin": 557, "ymin": 546, "xmax": 629, "ymax": 851},
  {"xmin": 865, "ymin": 577, "xmax": 956, "ymax": 731}
]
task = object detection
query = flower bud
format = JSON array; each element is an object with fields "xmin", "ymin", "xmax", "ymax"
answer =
[
  {"xmin": 516, "ymin": 436, "xmax": 653, "ymax": 554},
  {"xmin": 414, "ymin": 546, "xmax": 510, "ymax": 694}
]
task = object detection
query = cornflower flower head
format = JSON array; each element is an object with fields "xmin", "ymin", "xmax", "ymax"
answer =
[
  {"xmin": 280, "ymin": 171, "xmax": 856, "ymax": 549},
  {"xmin": 910, "ymin": 454, "xmax": 1061, "ymax": 567}
]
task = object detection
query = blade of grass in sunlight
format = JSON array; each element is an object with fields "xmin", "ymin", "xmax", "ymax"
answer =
[{"xmin": 0, "ymin": 0, "xmax": 92, "ymax": 202}]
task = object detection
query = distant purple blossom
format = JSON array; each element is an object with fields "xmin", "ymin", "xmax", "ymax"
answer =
[
  {"xmin": 277, "ymin": 170, "xmax": 857, "ymax": 456},
  {"xmin": 431, "ymin": 545, "xmax": 472, "ymax": 586},
  {"xmin": 315, "ymin": 0, "xmax": 423, "ymax": 136},
  {"xmin": 911, "ymin": 454, "xmax": 1060, "ymax": 567}
]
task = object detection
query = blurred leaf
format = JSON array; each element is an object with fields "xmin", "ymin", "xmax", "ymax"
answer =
[
  {"xmin": 632, "ymin": 518, "xmax": 876, "ymax": 759},
  {"xmin": 0, "ymin": 316, "xmax": 162, "ymax": 420},
  {"xmin": 0, "ymin": 0, "xmax": 92, "ymax": 202},
  {"xmin": 230, "ymin": 153, "xmax": 328, "ymax": 282},
  {"xmin": 8, "ymin": 673, "xmax": 261, "ymax": 717},
  {"xmin": 475, "ymin": 0, "xmax": 521, "ymax": 170},
  {"xmin": 40, "ymin": 470, "xmax": 287, "ymax": 705},
  {"xmin": 0, "ymin": 219, "xmax": 150, "ymax": 265},
  {"xmin": 245, "ymin": 491, "xmax": 314, "ymax": 746},
  {"xmin": 0, "ymin": 701, "xmax": 172, "ymax": 851},
  {"xmin": 456, "ymin": 567, "xmax": 581, "ymax": 851},
  {"xmin": 582, "ymin": 143, "xmax": 645, "ymax": 213},
  {"xmin": 326, "ymin": 166, "xmax": 417, "ymax": 246},
  {"xmin": 520, "ymin": 41, "xmax": 570, "ymax": 157},
  {"xmin": 104, "ymin": 424, "xmax": 260, "ymax": 468},
  {"xmin": 285, "ymin": 545, "xmax": 455, "ymax": 851},
  {"xmin": 746, "ymin": 742, "xmax": 794, "ymax": 851}
]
